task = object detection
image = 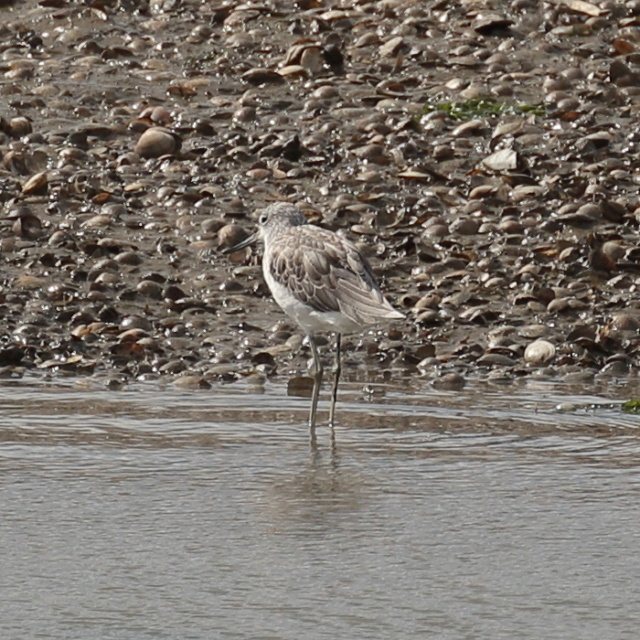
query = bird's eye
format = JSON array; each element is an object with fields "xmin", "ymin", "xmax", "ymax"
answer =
[{"xmin": 259, "ymin": 213, "xmax": 268, "ymax": 225}]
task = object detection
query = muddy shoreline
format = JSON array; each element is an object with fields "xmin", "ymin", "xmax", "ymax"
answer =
[{"xmin": 1, "ymin": 1, "xmax": 640, "ymax": 390}]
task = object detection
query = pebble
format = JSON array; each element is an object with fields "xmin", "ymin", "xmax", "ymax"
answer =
[
  {"xmin": 524, "ymin": 340, "xmax": 556, "ymax": 365},
  {"xmin": 134, "ymin": 127, "xmax": 181, "ymax": 158},
  {"xmin": 0, "ymin": 0, "xmax": 634, "ymax": 392}
]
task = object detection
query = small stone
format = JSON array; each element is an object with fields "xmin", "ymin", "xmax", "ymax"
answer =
[
  {"xmin": 136, "ymin": 280, "xmax": 164, "ymax": 299},
  {"xmin": 449, "ymin": 217, "xmax": 480, "ymax": 235},
  {"xmin": 218, "ymin": 223, "xmax": 250, "ymax": 250},
  {"xmin": 134, "ymin": 127, "xmax": 181, "ymax": 158},
  {"xmin": 172, "ymin": 375, "xmax": 210, "ymax": 389},
  {"xmin": 483, "ymin": 149, "xmax": 518, "ymax": 171},
  {"xmin": 432, "ymin": 372, "xmax": 466, "ymax": 390},
  {"xmin": 524, "ymin": 339, "xmax": 556, "ymax": 365},
  {"xmin": 379, "ymin": 36, "xmax": 405, "ymax": 57},
  {"xmin": 300, "ymin": 47, "xmax": 323, "ymax": 74},
  {"xmin": 114, "ymin": 251, "xmax": 143, "ymax": 266},
  {"xmin": 22, "ymin": 172, "xmax": 48, "ymax": 196},
  {"xmin": 242, "ymin": 68, "xmax": 286, "ymax": 85},
  {"xmin": 609, "ymin": 312, "xmax": 640, "ymax": 332},
  {"xmin": 476, "ymin": 353, "xmax": 516, "ymax": 367}
]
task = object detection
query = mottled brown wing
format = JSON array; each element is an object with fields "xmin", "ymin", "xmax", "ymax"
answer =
[
  {"xmin": 268, "ymin": 228, "xmax": 342, "ymax": 312},
  {"xmin": 268, "ymin": 226, "xmax": 385, "ymax": 321}
]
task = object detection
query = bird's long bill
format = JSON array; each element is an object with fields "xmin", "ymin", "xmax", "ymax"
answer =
[{"xmin": 221, "ymin": 231, "xmax": 259, "ymax": 254}]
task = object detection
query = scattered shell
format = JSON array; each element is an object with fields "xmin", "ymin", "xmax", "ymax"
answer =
[
  {"xmin": 8, "ymin": 116, "xmax": 33, "ymax": 137},
  {"xmin": 136, "ymin": 280, "xmax": 164, "ymax": 299},
  {"xmin": 483, "ymin": 149, "xmax": 518, "ymax": 172},
  {"xmin": 0, "ymin": 0, "xmax": 635, "ymax": 388},
  {"xmin": 242, "ymin": 68, "xmax": 286, "ymax": 85},
  {"xmin": 172, "ymin": 375, "xmax": 211, "ymax": 389},
  {"xmin": 609, "ymin": 313, "xmax": 640, "ymax": 332},
  {"xmin": 218, "ymin": 223, "xmax": 249, "ymax": 250},
  {"xmin": 524, "ymin": 340, "xmax": 556, "ymax": 365},
  {"xmin": 300, "ymin": 47, "xmax": 324, "ymax": 74},
  {"xmin": 380, "ymin": 36, "xmax": 406, "ymax": 58},
  {"xmin": 134, "ymin": 127, "xmax": 181, "ymax": 158},
  {"xmin": 22, "ymin": 172, "xmax": 48, "ymax": 195}
]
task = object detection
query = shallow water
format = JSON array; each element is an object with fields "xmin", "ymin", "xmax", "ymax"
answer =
[{"xmin": 2, "ymin": 378, "xmax": 640, "ymax": 640}]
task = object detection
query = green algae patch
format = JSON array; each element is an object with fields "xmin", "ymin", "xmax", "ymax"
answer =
[
  {"xmin": 422, "ymin": 97, "xmax": 547, "ymax": 121},
  {"xmin": 621, "ymin": 399, "xmax": 640, "ymax": 414}
]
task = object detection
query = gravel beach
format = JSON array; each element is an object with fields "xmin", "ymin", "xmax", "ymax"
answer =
[{"xmin": 1, "ymin": 0, "xmax": 640, "ymax": 390}]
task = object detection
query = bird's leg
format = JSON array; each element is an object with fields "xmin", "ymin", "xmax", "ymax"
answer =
[
  {"xmin": 308, "ymin": 334, "xmax": 323, "ymax": 442},
  {"xmin": 329, "ymin": 333, "xmax": 341, "ymax": 429}
]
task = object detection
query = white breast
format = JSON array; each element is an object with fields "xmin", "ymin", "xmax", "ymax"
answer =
[{"xmin": 263, "ymin": 258, "xmax": 361, "ymax": 335}]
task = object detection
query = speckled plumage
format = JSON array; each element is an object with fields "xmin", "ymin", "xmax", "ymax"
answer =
[
  {"xmin": 225, "ymin": 201, "xmax": 403, "ymax": 443},
  {"xmin": 259, "ymin": 203, "xmax": 402, "ymax": 334}
]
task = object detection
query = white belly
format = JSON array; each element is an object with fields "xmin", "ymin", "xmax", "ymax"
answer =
[{"xmin": 264, "ymin": 264, "xmax": 361, "ymax": 335}]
